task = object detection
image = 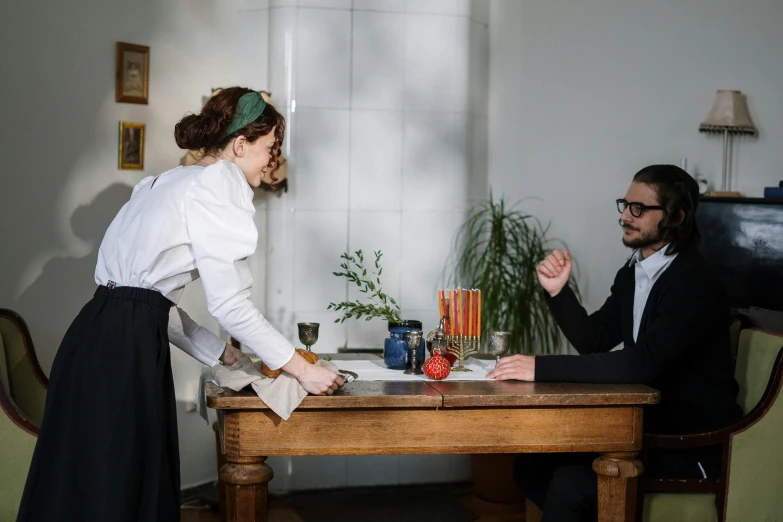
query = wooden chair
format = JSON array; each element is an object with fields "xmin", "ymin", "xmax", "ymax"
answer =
[
  {"xmin": 0, "ymin": 309, "xmax": 48, "ymax": 424},
  {"xmin": 524, "ymin": 313, "xmax": 783, "ymax": 521},
  {"xmin": 639, "ymin": 318, "xmax": 783, "ymax": 521},
  {"xmin": 0, "ymin": 309, "xmax": 47, "ymax": 520}
]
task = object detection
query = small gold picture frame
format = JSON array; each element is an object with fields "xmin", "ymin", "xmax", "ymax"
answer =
[
  {"xmin": 119, "ymin": 122, "xmax": 145, "ymax": 170},
  {"xmin": 116, "ymin": 42, "xmax": 149, "ymax": 104}
]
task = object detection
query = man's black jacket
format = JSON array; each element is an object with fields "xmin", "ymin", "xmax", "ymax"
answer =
[{"xmin": 536, "ymin": 246, "xmax": 743, "ymax": 434}]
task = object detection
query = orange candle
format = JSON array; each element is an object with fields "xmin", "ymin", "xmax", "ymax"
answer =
[
  {"xmin": 471, "ymin": 290, "xmax": 476, "ymax": 337},
  {"xmin": 467, "ymin": 289, "xmax": 471, "ymax": 336},
  {"xmin": 465, "ymin": 290, "xmax": 473, "ymax": 335},
  {"xmin": 451, "ymin": 290, "xmax": 457, "ymax": 336},
  {"xmin": 446, "ymin": 290, "xmax": 454, "ymax": 334},
  {"xmin": 445, "ymin": 296, "xmax": 451, "ymax": 335},
  {"xmin": 438, "ymin": 290, "xmax": 444, "ymax": 322},
  {"xmin": 466, "ymin": 289, "xmax": 470, "ymax": 336},
  {"xmin": 455, "ymin": 289, "xmax": 460, "ymax": 336},
  {"xmin": 470, "ymin": 290, "xmax": 478, "ymax": 337},
  {"xmin": 476, "ymin": 290, "xmax": 481, "ymax": 337},
  {"xmin": 453, "ymin": 289, "xmax": 458, "ymax": 336},
  {"xmin": 443, "ymin": 292, "xmax": 450, "ymax": 335},
  {"xmin": 459, "ymin": 288, "xmax": 468, "ymax": 335},
  {"xmin": 474, "ymin": 290, "xmax": 478, "ymax": 336}
]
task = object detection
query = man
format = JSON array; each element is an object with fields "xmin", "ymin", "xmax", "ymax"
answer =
[{"xmin": 488, "ymin": 164, "xmax": 742, "ymax": 522}]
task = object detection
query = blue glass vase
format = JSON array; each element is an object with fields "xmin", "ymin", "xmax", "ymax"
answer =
[{"xmin": 384, "ymin": 320, "xmax": 426, "ymax": 370}]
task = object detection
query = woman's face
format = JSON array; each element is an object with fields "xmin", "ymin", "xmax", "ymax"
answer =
[
  {"xmin": 232, "ymin": 128, "xmax": 277, "ymax": 187},
  {"xmin": 259, "ymin": 158, "xmax": 288, "ymax": 188}
]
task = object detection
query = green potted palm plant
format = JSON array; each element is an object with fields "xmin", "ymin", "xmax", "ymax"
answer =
[
  {"xmin": 451, "ymin": 194, "xmax": 579, "ymax": 354},
  {"xmin": 450, "ymin": 193, "xmax": 580, "ymax": 513}
]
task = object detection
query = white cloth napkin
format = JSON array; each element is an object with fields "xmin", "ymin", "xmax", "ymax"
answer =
[
  {"xmin": 195, "ymin": 364, "xmax": 212, "ymax": 424},
  {"xmin": 331, "ymin": 357, "xmax": 496, "ymax": 381},
  {"xmin": 210, "ymin": 356, "xmax": 340, "ymax": 420}
]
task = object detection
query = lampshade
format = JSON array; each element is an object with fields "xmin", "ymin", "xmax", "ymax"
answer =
[{"xmin": 699, "ymin": 90, "xmax": 757, "ymax": 135}]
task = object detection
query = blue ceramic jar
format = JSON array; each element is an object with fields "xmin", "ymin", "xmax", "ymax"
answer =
[{"xmin": 384, "ymin": 320, "xmax": 426, "ymax": 370}]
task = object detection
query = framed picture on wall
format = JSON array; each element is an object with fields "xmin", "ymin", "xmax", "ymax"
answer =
[
  {"xmin": 115, "ymin": 42, "xmax": 149, "ymax": 104},
  {"xmin": 119, "ymin": 121, "xmax": 145, "ymax": 170}
]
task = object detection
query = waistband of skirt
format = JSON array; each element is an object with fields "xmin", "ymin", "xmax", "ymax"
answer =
[{"xmin": 94, "ymin": 285, "xmax": 174, "ymax": 308}]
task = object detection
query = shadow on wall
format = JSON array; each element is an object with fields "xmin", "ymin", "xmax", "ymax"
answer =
[
  {"xmin": 0, "ymin": 0, "xmax": 170, "ymax": 373},
  {"xmin": 14, "ymin": 184, "xmax": 133, "ymax": 372},
  {"xmin": 1, "ymin": 0, "xmax": 240, "ymax": 375}
]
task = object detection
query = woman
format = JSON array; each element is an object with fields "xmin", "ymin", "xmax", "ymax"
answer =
[{"xmin": 18, "ymin": 87, "xmax": 344, "ymax": 521}]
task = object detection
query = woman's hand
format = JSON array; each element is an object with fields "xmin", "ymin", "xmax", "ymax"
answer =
[
  {"xmin": 298, "ymin": 364, "xmax": 345, "ymax": 395},
  {"xmin": 282, "ymin": 352, "xmax": 345, "ymax": 395},
  {"xmin": 486, "ymin": 354, "xmax": 536, "ymax": 381},
  {"xmin": 219, "ymin": 343, "xmax": 244, "ymax": 366}
]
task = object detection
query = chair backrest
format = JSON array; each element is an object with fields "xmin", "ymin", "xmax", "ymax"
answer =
[
  {"xmin": 0, "ymin": 333, "xmax": 9, "ymax": 396},
  {"xmin": 0, "ymin": 311, "xmax": 46, "ymax": 425},
  {"xmin": 725, "ymin": 328, "xmax": 783, "ymax": 522},
  {"xmin": 733, "ymin": 328, "xmax": 783, "ymax": 414}
]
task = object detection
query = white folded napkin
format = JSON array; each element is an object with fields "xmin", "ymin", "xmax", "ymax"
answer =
[
  {"xmin": 211, "ymin": 356, "xmax": 340, "ymax": 420},
  {"xmin": 330, "ymin": 357, "xmax": 496, "ymax": 381}
]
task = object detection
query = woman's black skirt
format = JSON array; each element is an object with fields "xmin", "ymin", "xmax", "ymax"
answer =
[{"xmin": 18, "ymin": 286, "xmax": 180, "ymax": 521}]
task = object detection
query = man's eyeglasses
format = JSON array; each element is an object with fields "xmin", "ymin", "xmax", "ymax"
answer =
[{"xmin": 616, "ymin": 199, "xmax": 664, "ymax": 218}]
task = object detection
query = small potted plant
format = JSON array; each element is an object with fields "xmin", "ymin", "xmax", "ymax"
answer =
[{"xmin": 328, "ymin": 250, "xmax": 424, "ymax": 369}]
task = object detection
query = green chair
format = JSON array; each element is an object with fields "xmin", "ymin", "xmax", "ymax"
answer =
[
  {"xmin": 0, "ymin": 309, "xmax": 47, "ymax": 520},
  {"xmin": 0, "ymin": 309, "xmax": 48, "ymax": 425},
  {"xmin": 640, "ymin": 325, "xmax": 783, "ymax": 522}
]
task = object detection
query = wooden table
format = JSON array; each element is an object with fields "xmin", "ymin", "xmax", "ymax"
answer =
[{"xmin": 207, "ymin": 364, "xmax": 659, "ymax": 522}]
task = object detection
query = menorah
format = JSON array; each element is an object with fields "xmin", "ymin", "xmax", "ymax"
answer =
[
  {"xmin": 437, "ymin": 288, "xmax": 482, "ymax": 372},
  {"xmin": 445, "ymin": 333, "xmax": 480, "ymax": 372}
]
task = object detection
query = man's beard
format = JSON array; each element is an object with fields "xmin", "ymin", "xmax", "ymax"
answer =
[{"xmin": 620, "ymin": 220, "xmax": 662, "ymax": 249}]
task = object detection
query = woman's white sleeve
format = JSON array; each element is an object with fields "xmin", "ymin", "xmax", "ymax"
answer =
[
  {"xmin": 167, "ymin": 307, "xmax": 226, "ymax": 367},
  {"xmin": 183, "ymin": 162, "xmax": 295, "ymax": 370}
]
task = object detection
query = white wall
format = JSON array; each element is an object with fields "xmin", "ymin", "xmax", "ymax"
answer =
[
  {"xmin": 488, "ymin": 0, "xmax": 783, "ymax": 316},
  {"xmin": 260, "ymin": 0, "xmax": 489, "ymax": 493},
  {"xmin": 264, "ymin": 0, "xmax": 489, "ymax": 351},
  {"xmin": 0, "ymin": 0, "xmax": 250, "ymax": 489}
]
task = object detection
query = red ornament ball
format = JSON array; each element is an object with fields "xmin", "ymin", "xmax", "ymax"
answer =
[{"xmin": 424, "ymin": 349, "xmax": 451, "ymax": 380}]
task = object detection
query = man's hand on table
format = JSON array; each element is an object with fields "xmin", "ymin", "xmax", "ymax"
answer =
[{"xmin": 487, "ymin": 354, "xmax": 536, "ymax": 381}]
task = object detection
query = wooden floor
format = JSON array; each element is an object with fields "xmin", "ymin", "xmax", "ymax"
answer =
[{"xmin": 180, "ymin": 482, "xmax": 526, "ymax": 522}]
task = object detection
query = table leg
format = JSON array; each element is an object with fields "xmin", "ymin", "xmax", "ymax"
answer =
[
  {"xmin": 219, "ymin": 455, "xmax": 274, "ymax": 522},
  {"xmin": 593, "ymin": 451, "xmax": 643, "ymax": 522}
]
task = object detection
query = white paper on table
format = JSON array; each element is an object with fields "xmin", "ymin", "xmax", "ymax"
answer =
[{"xmin": 331, "ymin": 357, "xmax": 496, "ymax": 381}]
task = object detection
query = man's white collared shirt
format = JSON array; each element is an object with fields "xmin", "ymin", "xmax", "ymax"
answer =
[{"xmin": 629, "ymin": 247, "xmax": 678, "ymax": 342}]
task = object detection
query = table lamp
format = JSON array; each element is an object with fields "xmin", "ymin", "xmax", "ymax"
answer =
[{"xmin": 699, "ymin": 90, "xmax": 757, "ymax": 195}]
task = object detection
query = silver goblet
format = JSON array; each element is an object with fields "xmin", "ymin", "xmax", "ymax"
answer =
[
  {"xmin": 487, "ymin": 331, "xmax": 510, "ymax": 366},
  {"xmin": 403, "ymin": 330, "xmax": 424, "ymax": 375},
  {"xmin": 297, "ymin": 322, "xmax": 320, "ymax": 351}
]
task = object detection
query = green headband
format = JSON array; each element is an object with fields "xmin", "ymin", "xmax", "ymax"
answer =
[{"xmin": 222, "ymin": 91, "xmax": 267, "ymax": 138}]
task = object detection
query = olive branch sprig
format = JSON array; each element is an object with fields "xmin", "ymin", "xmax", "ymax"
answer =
[{"xmin": 327, "ymin": 249, "xmax": 402, "ymax": 324}]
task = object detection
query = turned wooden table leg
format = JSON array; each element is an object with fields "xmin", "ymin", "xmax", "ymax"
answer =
[
  {"xmin": 219, "ymin": 455, "xmax": 274, "ymax": 522},
  {"xmin": 213, "ymin": 421, "xmax": 228, "ymax": 522},
  {"xmin": 593, "ymin": 451, "xmax": 643, "ymax": 522}
]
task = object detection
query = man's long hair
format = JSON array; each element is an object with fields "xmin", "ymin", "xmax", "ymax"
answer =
[{"xmin": 633, "ymin": 164, "xmax": 701, "ymax": 255}]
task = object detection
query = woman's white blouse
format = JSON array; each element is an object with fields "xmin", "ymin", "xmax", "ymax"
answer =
[{"xmin": 95, "ymin": 160, "xmax": 295, "ymax": 369}]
